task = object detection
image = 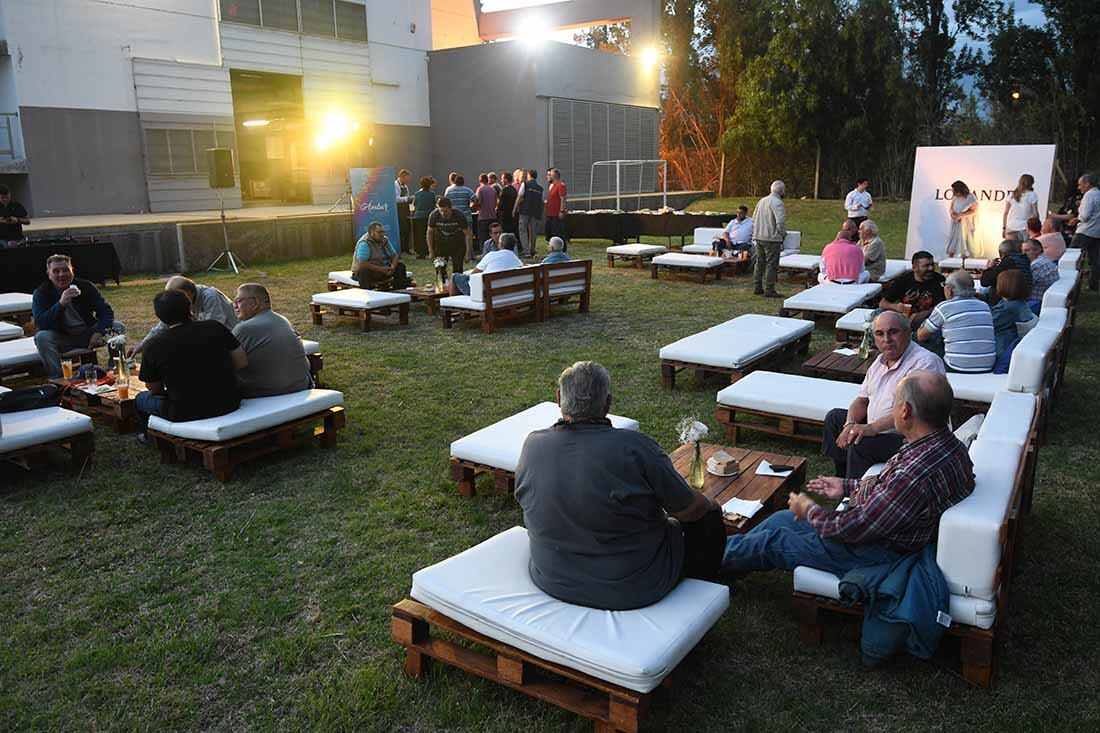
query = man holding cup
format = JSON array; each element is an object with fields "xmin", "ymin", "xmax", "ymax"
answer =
[{"xmin": 31, "ymin": 254, "xmax": 117, "ymax": 377}]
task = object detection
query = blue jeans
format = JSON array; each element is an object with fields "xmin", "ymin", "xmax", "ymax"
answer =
[
  {"xmin": 452, "ymin": 272, "xmax": 471, "ymax": 295},
  {"xmin": 722, "ymin": 510, "xmax": 902, "ymax": 576},
  {"xmin": 135, "ymin": 391, "xmax": 168, "ymax": 436}
]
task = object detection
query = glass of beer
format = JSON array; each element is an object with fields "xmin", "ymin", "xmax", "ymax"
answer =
[
  {"xmin": 61, "ymin": 359, "xmax": 74, "ymax": 379},
  {"xmin": 901, "ymin": 303, "xmax": 913, "ymax": 317},
  {"xmin": 117, "ymin": 381, "xmax": 130, "ymax": 400}
]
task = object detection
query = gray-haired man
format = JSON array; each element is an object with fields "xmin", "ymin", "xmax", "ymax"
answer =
[
  {"xmin": 752, "ymin": 180, "xmax": 788, "ymax": 297},
  {"xmin": 515, "ymin": 361, "xmax": 725, "ymax": 611}
]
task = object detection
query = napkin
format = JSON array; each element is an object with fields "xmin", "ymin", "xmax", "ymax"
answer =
[
  {"xmin": 833, "ymin": 347, "xmax": 858, "ymax": 356},
  {"xmin": 722, "ymin": 496, "xmax": 764, "ymax": 519},
  {"xmin": 756, "ymin": 459, "xmax": 794, "ymax": 477}
]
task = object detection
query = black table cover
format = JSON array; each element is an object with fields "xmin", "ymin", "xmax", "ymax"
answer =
[{"xmin": 0, "ymin": 241, "xmax": 121, "ymax": 294}]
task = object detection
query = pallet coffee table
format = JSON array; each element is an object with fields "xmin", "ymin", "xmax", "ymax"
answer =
[
  {"xmin": 403, "ymin": 285, "xmax": 447, "ymax": 316},
  {"xmin": 801, "ymin": 348, "xmax": 877, "ymax": 384},
  {"xmin": 668, "ymin": 442, "xmax": 807, "ymax": 534},
  {"xmin": 50, "ymin": 373, "xmax": 145, "ymax": 433}
]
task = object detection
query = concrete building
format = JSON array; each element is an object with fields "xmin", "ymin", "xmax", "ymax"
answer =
[{"xmin": 0, "ymin": 0, "xmax": 659, "ymax": 217}]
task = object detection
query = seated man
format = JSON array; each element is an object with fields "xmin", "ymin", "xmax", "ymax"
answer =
[
  {"xmin": 130, "ymin": 276, "xmax": 237, "ymax": 356},
  {"xmin": 980, "ymin": 239, "xmax": 1033, "ymax": 305},
  {"xmin": 917, "ymin": 270, "xmax": 995, "ymax": 373},
  {"xmin": 32, "ymin": 254, "xmax": 117, "ymax": 378},
  {"xmin": 1027, "ymin": 215, "xmax": 1067, "ymax": 262},
  {"xmin": 712, "ymin": 205, "xmax": 753, "ymax": 255},
  {"xmin": 481, "ymin": 221, "xmax": 503, "ymax": 256},
  {"xmin": 541, "ymin": 236, "xmax": 571, "ymax": 264},
  {"xmin": 136, "ymin": 289, "xmax": 246, "ymax": 440},
  {"xmin": 1023, "ymin": 237, "xmax": 1058, "ymax": 310},
  {"xmin": 353, "ymin": 221, "xmax": 410, "ymax": 290},
  {"xmin": 878, "ymin": 250, "xmax": 945, "ymax": 329},
  {"xmin": 231, "ymin": 283, "xmax": 313, "ymax": 398},
  {"xmin": 858, "ymin": 220, "xmax": 886, "ymax": 282},
  {"xmin": 822, "ymin": 311, "xmax": 944, "ymax": 479},
  {"xmin": 723, "ymin": 371, "xmax": 974, "ymax": 579},
  {"xmin": 515, "ymin": 361, "xmax": 724, "ymax": 610},
  {"xmin": 449, "ymin": 232, "xmax": 524, "ymax": 296},
  {"xmin": 819, "ymin": 228, "xmax": 869, "ymax": 283}
]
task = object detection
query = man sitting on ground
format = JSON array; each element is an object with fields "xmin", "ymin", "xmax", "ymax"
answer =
[
  {"xmin": 231, "ymin": 283, "xmax": 313, "ymax": 398},
  {"xmin": 449, "ymin": 232, "xmax": 524, "ymax": 296},
  {"xmin": 878, "ymin": 250, "xmax": 945, "ymax": 329},
  {"xmin": 1023, "ymin": 237, "xmax": 1058, "ymax": 311},
  {"xmin": 32, "ymin": 254, "xmax": 117, "ymax": 378},
  {"xmin": 352, "ymin": 221, "xmax": 410, "ymax": 290},
  {"xmin": 917, "ymin": 270, "xmax": 995, "ymax": 373},
  {"xmin": 712, "ymin": 205, "xmax": 753, "ymax": 256},
  {"xmin": 859, "ymin": 220, "xmax": 887, "ymax": 282},
  {"xmin": 723, "ymin": 371, "xmax": 974, "ymax": 580},
  {"xmin": 136, "ymin": 289, "xmax": 246, "ymax": 440},
  {"xmin": 820, "ymin": 228, "xmax": 869, "ymax": 283},
  {"xmin": 541, "ymin": 236, "xmax": 571, "ymax": 264},
  {"xmin": 1027, "ymin": 216, "xmax": 1066, "ymax": 262},
  {"xmin": 480, "ymin": 221, "xmax": 503, "ymax": 256},
  {"xmin": 822, "ymin": 311, "xmax": 944, "ymax": 479},
  {"xmin": 129, "ymin": 276, "xmax": 237, "ymax": 356},
  {"xmin": 980, "ymin": 239, "xmax": 1032, "ymax": 305},
  {"xmin": 516, "ymin": 361, "xmax": 725, "ymax": 610}
]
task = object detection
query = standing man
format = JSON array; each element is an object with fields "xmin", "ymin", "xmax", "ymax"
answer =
[
  {"xmin": 474, "ymin": 173, "xmax": 498, "ymax": 251},
  {"xmin": 751, "ymin": 180, "xmax": 787, "ymax": 298},
  {"xmin": 497, "ymin": 171, "xmax": 519, "ymax": 241},
  {"xmin": 1068, "ymin": 172, "xmax": 1100, "ymax": 291},
  {"xmin": 712, "ymin": 205, "xmax": 753, "ymax": 256},
  {"xmin": 844, "ymin": 178, "xmax": 873, "ymax": 229},
  {"xmin": 544, "ymin": 168, "xmax": 568, "ymax": 252},
  {"xmin": 426, "ymin": 196, "xmax": 468, "ymax": 277},
  {"xmin": 446, "ymin": 175, "xmax": 477, "ymax": 262},
  {"xmin": 394, "ymin": 169, "xmax": 414, "ymax": 254},
  {"xmin": 31, "ymin": 254, "xmax": 117, "ymax": 378},
  {"xmin": 515, "ymin": 169, "xmax": 543, "ymax": 258},
  {"xmin": 0, "ymin": 185, "xmax": 30, "ymax": 243}
]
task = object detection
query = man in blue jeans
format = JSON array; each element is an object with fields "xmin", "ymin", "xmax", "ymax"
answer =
[{"xmin": 722, "ymin": 371, "xmax": 974, "ymax": 576}]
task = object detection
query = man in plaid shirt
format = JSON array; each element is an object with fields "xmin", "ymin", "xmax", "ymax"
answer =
[
  {"xmin": 722, "ymin": 371, "xmax": 974, "ymax": 575},
  {"xmin": 1024, "ymin": 238, "xmax": 1059, "ymax": 307}
]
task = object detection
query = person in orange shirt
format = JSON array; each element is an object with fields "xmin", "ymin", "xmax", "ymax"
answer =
[{"xmin": 544, "ymin": 168, "xmax": 568, "ymax": 252}]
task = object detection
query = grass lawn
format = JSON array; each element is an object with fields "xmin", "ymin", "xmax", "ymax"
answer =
[{"xmin": 3, "ymin": 199, "xmax": 1098, "ymax": 730}]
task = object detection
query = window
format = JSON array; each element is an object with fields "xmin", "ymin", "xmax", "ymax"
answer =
[
  {"xmin": 219, "ymin": 1, "xmax": 260, "ymax": 26},
  {"xmin": 220, "ymin": 0, "xmax": 367, "ymax": 43},
  {"xmin": 261, "ymin": 0, "xmax": 298, "ymax": 31},
  {"xmin": 300, "ymin": 0, "xmax": 336, "ymax": 37},
  {"xmin": 145, "ymin": 130, "xmax": 172, "ymax": 175},
  {"xmin": 335, "ymin": 1, "xmax": 367, "ymax": 42},
  {"xmin": 144, "ymin": 128, "xmax": 237, "ymax": 177}
]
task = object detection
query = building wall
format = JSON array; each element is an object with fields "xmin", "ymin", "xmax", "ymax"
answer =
[
  {"xmin": 533, "ymin": 43, "xmax": 660, "ymax": 110},
  {"xmin": 430, "ymin": 0, "xmax": 481, "ymax": 50},
  {"xmin": 477, "ymin": 0, "xmax": 661, "ymax": 45}
]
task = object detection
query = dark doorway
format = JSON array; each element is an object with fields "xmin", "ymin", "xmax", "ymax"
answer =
[{"xmin": 229, "ymin": 69, "xmax": 310, "ymax": 204}]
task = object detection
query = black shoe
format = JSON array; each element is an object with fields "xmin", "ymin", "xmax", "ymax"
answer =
[
  {"xmin": 135, "ymin": 432, "xmax": 150, "ymax": 446},
  {"xmin": 753, "ymin": 288, "xmax": 765, "ymax": 295},
  {"xmin": 764, "ymin": 291, "xmax": 783, "ymax": 298}
]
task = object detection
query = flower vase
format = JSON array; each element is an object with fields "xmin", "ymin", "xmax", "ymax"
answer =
[{"xmin": 689, "ymin": 441, "xmax": 706, "ymax": 490}]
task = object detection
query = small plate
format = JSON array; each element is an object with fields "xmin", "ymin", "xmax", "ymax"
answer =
[{"xmin": 706, "ymin": 466, "xmax": 740, "ymax": 478}]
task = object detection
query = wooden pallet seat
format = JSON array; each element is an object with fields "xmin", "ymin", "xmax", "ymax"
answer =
[
  {"xmin": 310, "ymin": 288, "xmax": 410, "ymax": 332},
  {"xmin": 449, "ymin": 402, "xmax": 638, "ymax": 496},
  {"xmin": 300, "ymin": 339, "xmax": 323, "ymax": 382},
  {"xmin": 779, "ymin": 282, "xmax": 882, "ymax": 320},
  {"xmin": 834, "ymin": 308, "xmax": 876, "ymax": 344},
  {"xmin": 0, "ymin": 293, "xmax": 33, "ymax": 323},
  {"xmin": 605, "ymin": 243, "xmax": 666, "ymax": 268},
  {"xmin": 0, "ymin": 393, "xmax": 95, "ymax": 470},
  {"xmin": 649, "ymin": 253, "xmax": 725, "ymax": 283},
  {"xmin": 439, "ymin": 265, "xmax": 542, "ymax": 334},
  {"xmin": 659, "ymin": 314, "xmax": 813, "ymax": 389},
  {"xmin": 715, "ymin": 370, "xmax": 858, "ymax": 444},
  {"xmin": 0, "ymin": 321, "xmax": 22, "ymax": 341}
]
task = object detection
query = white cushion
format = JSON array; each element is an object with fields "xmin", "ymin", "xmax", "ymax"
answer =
[
  {"xmin": 545, "ymin": 263, "xmax": 589, "ymax": 297},
  {"xmin": 1006, "ymin": 325, "xmax": 1059, "ymax": 393},
  {"xmin": 782, "ymin": 231, "xmax": 801, "ymax": 253},
  {"xmin": 945, "ymin": 372, "xmax": 1007, "ymax": 403},
  {"xmin": 975, "ymin": 391, "xmax": 1035, "ymax": 448},
  {"xmin": 862, "ymin": 463, "xmax": 886, "ymax": 479},
  {"xmin": 878, "ymin": 259, "xmax": 912, "ymax": 282},
  {"xmin": 716, "ymin": 370, "xmax": 859, "ymax": 422},
  {"xmin": 1058, "ymin": 249, "xmax": 1081, "ymax": 270},
  {"xmin": 782, "ymin": 283, "xmax": 882, "ymax": 314},
  {"xmin": 1037, "ymin": 306, "xmax": 1067, "ymax": 332},
  {"xmin": 0, "ymin": 322, "xmax": 23, "ymax": 341},
  {"xmin": 301, "ymin": 340, "xmax": 320, "ymax": 356},
  {"xmin": 410, "ymin": 526, "xmax": 730, "ymax": 693},
  {"xmin": 0, "ymin": 337, "xmax": 40, "ymax": 370},
  {"xmin": 0, "ymin": 406, "xmax": 92, "ymax": 455},
  {"xmin": 439, "ymin": 291, "xmax": 536, "ymax": 312},
  {"xmin": 468, "ymin": 265, "xmax": 539, "ymax": 302},
  {"xmin": 939, "ymin": 257, "xmax": 990, "ymax": 271},
  {"xmin": 0, "ymin": 293, "xmax": 33, "ymax": 315},
  {"xmin": 835, "ymin": 308, "xmax": 875, "ymax": 332},
  {"xmin": 792, "ymin": 567, "xmax": 995, "ymax": 629},
  {"xmin": 327, "ymin": 270, "xmax": 358, "ymax": 287},
  {"xmin": 682, "ymin": 244, "xmax": 715, "ymax": 254},
  {"xmin": 659, "ymin": 314, "xmax": 813, "ymax": 370},
  {"xmin": 148, "ymin": 388, "xmax": 344, "ymax": 442},
  {"xmin": 778, "ymin": 253, "xmax": 821, "ymax": 271},
  {"xmin": 651, "ymin": 253, "xmax": 724, "ymax": 268},
  {"xmin": 953, "ymin": 413, "xmax": 985, "ymax": 448},
  {"xmin": 937, "ymin": 438, "xmax": 1024, "ymax": 601},
  {"xmin": 693, "ymin": 226, "xmax": 726, "ymax": 245},
  {"xmin": 606, "ymin": 244, "xmax": 667, "ymax": 257},
  {"xmin": 1041, "ymin": 277, "xmax": 1075, "ymax": 309},
  {"xmin": 0, "ymin": 385, "xmax": 9, "ymax": 394},
  {"xmin": 450, "ymin": 401, "xmax": 639, "ymax": 473},
  {"xmin": 311, "ymin": 289, "xmax": 411, "ymax": 309}
]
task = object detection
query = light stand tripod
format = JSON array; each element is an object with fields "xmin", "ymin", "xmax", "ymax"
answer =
[
  {"xmin": 328, "ymin": 171, "xmax": 355, "ymax": 214},
  {"xmin": 207, "ymin": 188, "xmax": 245, "ymax": 274}
]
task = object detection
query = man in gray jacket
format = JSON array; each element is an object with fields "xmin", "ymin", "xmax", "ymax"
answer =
[{"xmin": 752, "ymin": 180, "xmax": 788, "ymax": 297}]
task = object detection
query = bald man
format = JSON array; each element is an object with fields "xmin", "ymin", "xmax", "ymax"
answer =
[{"xmin": 130, "ymin": 276, "xmax": 237, "ymax": 355}]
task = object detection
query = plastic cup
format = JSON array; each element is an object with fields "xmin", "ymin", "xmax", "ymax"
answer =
[
  {"xmin": 61, "ymin": 359, "xmax": 74, "ymax": 379},
  {"xmin": 117, "ymin": 383, "xmax": 130, "ymax": 400}
]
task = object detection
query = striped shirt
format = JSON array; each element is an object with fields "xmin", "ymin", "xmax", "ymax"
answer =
[
  {"xmin": 1029, "ymin": 255, "xmax": 1058, "ymax": 301},
  {"xmin": 923, "ymin": 296, "xmax": 995, "ymax": 372}
]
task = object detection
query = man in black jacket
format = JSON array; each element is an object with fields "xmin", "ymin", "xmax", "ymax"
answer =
[{"xmin": 31, "ymin": 254, "xmax": 117, "ymax": 377}]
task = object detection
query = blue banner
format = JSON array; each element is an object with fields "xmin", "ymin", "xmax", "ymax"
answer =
[{"xmin": 350, "ymin": 166, "xmax": 399, "ymax": 244}]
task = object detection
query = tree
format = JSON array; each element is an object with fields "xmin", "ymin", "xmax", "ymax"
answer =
[{"xmin": 573, "ymin": 22, "xmax": 630, "ymax": 54}]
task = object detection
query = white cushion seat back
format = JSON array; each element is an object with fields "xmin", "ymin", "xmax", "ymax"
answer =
[
  {"xmin": 410, "ymin": 526, "xmax": 730, "ymax": 693},
  {"xmin": 300, "ymin": 340, "xmax": 320, "ymax": 356},
  {"xmin": 879, "ymin": 259, "xmax": 912, "ymax": 283},
  {"xmin": 716, "ymin": 370, "xmax": 859, "ymax": 422},
  {"xmin": 606, "ymin": 244, "xmax": 667, "ymax": 257},
  {"xmin": 975, "ymin": 391, "xmax": 1036, "ymax": 448},
  {"xmin": 939, "ymin": 257, "xmax": 990, "ymax": 271},
  {"xmin": 311, "ymin": 289, "xmax": 411, "ymax": 309},
  {"xmin": 835, "ymin": 308, "xmax": 875, "ymax": 332},
  {"xmin": 1041, "ymin": 276, "xmax": 1075, "ymax": 310},
  {"xmin": 1058, "ymin": 248, "xmax": 1081, "ymax": 270},
  {"xmin": 1005, "ymin": 325, "xmax": 1059, "ymax": 394},
  {"xmin": 0, "ymin": 322, "xmax": 23, "ymax": 341},
  {"xmin": 327, "ymin": 270, "xmax": 358, "ymax": 287},
  {"xmin": 693, "ymin": 226, "xmax": 726, "ymax": 245},
  {"xmin": 782, "ymin": 283, "xmax": 882, "ymax": 315},
  {"xmin": 148, "ymin": 389, "xmax": 344, "ymax": 442},
  {"xmin": 651, "ymin": 253, "xmax": 724, "ymax": 268},
  {"xmin": 781, "ymin": 230, "xmax": 801, "ymax": 254},
  {"xmin": 450, "ymin": 402, "xmax": 638, "ymax": 473},
  {"xmin": 682, "ymin": 244, "xmax": 715, "ymax": 254},
  {"xmin": 859, "ymin": 414, "xmax": 985, "ymax": 480},
  {"xmin": 659, "ymin": 315, "xmax": 813, "ymax": 370},
  {"xmin": 545, "ymin": 262, "xmax": 589, "ymax": 296},
  {"xmin": 0, "ymin": 337, "xmax": 40, "ymax": 370},
  {"xmin": 1037, "ymin": 306, "xmax": 1067, "ymax": 332},
  {"xmin": 469, "ymin": 265, "xmax": 539, "ymax": 304},
  {"xmin": 777, "ymin": 253, "xmax": 821, "ymax": 270},
  {"xmin": 0, "ymin": 293, "xmax": 33, "ymax": 315},
  {"xmin": 0, "ymin": 406, "xmax": 92, "ymax": 455}
]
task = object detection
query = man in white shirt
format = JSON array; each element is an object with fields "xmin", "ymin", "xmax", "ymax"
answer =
[
  {"xmin": 450, "ymin": 232, "xmax": 524, "ymax": 296},
  {"xmin": 844, "ymin": 178, "xmax": 873, "ymax": 228},
  {"xmin": 394, "ymin": 169, "xmax": 414, "ymax": 253},
  {"xmin": 1069, "ymin": 172, "xmax": 1100, "ymax": 291},
  {"xmin": 712, "ymin": 205, "xmax": 753, "ymax": 255}
]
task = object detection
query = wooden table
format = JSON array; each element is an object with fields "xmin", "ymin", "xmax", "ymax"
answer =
[
  {"xmin": 669, "ymin": 442, "xmax": 807, "ymax": 534},
  {"xmin": 51, "ymin": 372, "xmax": 145, "ymax": 433},
  {"xmin": 403, "ymin": 286, "xmax": 447, "ymax": 315},
  {"xmin": 801, "ymin": 348, "xmax": 877, "ymax": 383}
]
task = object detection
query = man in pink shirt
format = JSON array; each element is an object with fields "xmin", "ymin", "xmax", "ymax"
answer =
[
  {"xmin": 474, "ymin": 174, "xmax": 498, "ymax": 249},
  {"xmin": 1026, "ymin": 216, "xmax": 1067, "ymax": 262},
  {"xmin": 820, "ymin": 229, "xmax": 870, "ymax": 283},
  {"xmin": 821, "ymin": 310, "xmax": 945, "ymax": 478}
]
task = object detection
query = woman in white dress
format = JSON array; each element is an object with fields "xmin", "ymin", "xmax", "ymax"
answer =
[
  {"xmin": 946, "ymin": 179, "xmax": 978, "ymax": 257},
  {"xmin": 1002, "ymin": 173, "xmax": 1038, "ymax": 241}
]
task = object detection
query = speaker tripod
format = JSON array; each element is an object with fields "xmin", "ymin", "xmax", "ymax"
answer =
[
  {"xmin": 207, "ymin": 189, "xmax": 245, "ymax": 274},
  {"xmin": 328, "ymin": 173, "xmax": 355, "ymax": 214}
]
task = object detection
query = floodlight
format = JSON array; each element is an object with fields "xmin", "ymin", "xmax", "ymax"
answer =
[
  {"xmin": 242, "ymin": 119, "xmax": 270, "ymax": 127},
  {"xmin": 641, "ymin": 45, "xmax": 662, "ymax": 69},
  {"xmin": 1010, "ymin": 90, "xmax": 1021, "ymax": 100},
  {"xmin": 314, "ymin": 111, "xmax": 356, "ymax": 152}
]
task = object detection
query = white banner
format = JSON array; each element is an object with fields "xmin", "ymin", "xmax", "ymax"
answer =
[{"xmin": 904, "ymin": 145, "xmax": 1057, "ymax": 260}]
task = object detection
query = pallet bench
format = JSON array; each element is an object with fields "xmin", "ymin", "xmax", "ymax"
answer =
[
  {"xmin": 0, "ymin": 401, "xmax": 95, "ymax": 472},
  {"xmin": 715, "ymin": 370, "xmax": 858, "ymax": 445},
  {"xmin": 542, "ymin": 259, "xmax": 593, "ymax": 317},
  {"xmin": 0, "ymin": 338, "xmax": 97, "ymax": 384},
  {"xmin": 0, "ymin": 321, "xmax": 23, "ymax": 342},
  {"xmin": 0, "ymin": 293, "xmax": 34, "ymax": 332},
  {"xmin": 310, "ymin": 289, "xmax": 411, "ymax": 333},
  {"xmin": 439, "ymin": 265, "xmax": 543, "ymax": 334},
  {"xmin": 938, "ymin": 257, "xmax": 990, "ymax": 275},
  {"xmin": 834, "ymin": 308, "xmax": 875, "ymax": 344},
  {"xmin": 605, "ymin": 244, "xmax": 667, "ymax": 268},
  {"xmin": 777, "ymin": 253, "xmax": 821, "ymax": 288},
  {"xmin": 778, "ymin": 282, "xmax": 882, "ymax": 321},
  {"xmin": 649, "ymin": 253, "xmax": 726, "ymax": 283}
]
